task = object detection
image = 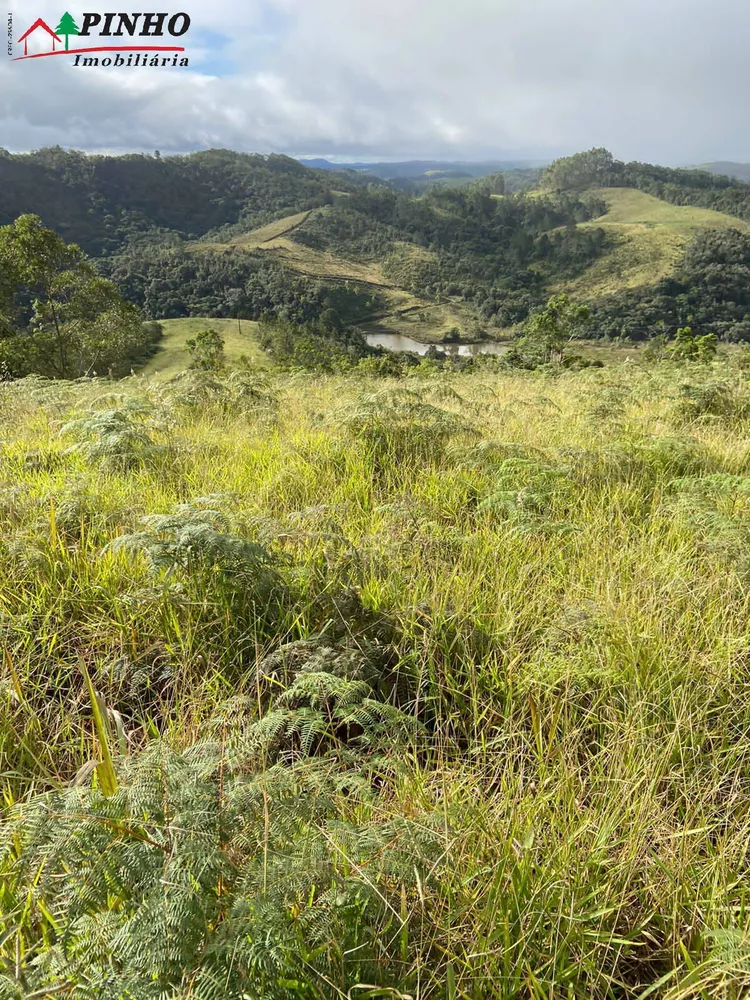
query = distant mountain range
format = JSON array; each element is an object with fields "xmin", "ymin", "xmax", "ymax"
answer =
[
  {"xmin": 700, "ymin": 162, "xmax": 750, "ymax": 182},
  {"xmin": 297, "ymin": 158, "xmax": 546, "ymax": 180}
]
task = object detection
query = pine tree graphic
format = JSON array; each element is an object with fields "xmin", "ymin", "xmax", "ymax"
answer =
[{"xmin": 54, "ymin": 11, "xmax": 80, "ymax": 51}]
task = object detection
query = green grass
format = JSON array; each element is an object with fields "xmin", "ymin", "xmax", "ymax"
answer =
[
  {"xmin": 139, "ymin": 316, "xmax": 266, "ymax": 378},
  {"xmin": 584, "ymin": 187, "xmax": 750, "ymax": 230},
  {"xmin": 4, "ymin": 358, "xmax": 750, "ymax": 996},
  {"xmin": 562, "ymin": 187, "xmax": 750, "ymax": 299}
]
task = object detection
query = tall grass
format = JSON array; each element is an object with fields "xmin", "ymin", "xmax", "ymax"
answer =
[{"xmin": 2, "ymin": 360, "xmax": 750, "ymax": 997}]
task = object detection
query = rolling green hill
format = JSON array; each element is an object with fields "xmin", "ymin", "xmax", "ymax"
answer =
[
  {"xmin": 140, "ymin": 317, "xmax": 265, "ymax": 379},
  {"xmin": 191, "ymin": 180, "xmax": 750, "ymax": 340},
  {"xmin": 563, "ymin": 186, "xmax": 750, "ymax": 298},
  {"xmin": 8, "ymin": 145, "xmax": 750, "ymax": 348},
  {"xmin": 190, "ymin": 208, "xmax": 481, "ymax": 342}
]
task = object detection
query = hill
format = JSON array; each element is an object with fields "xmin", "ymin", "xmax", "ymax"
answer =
[
  {"xmin": 101, "ymin": 155, "xmax": 750, "ymax": 344},
  {"xmin": 543, "ymin": 147, "xmax": 750, "ymax": 223},
  {"xmin": 700, "ymin": 161, "xmax": 750, "ymax": 182},
  {"xmin": 189, "ymin": 207, "xmax": 480, "ymax": 342},
  {"xmin": 137, "ymin": 317, "xmax": 265, "ymax": 379},
  {"xmin": 297, "ymin": 158, "xmax": 545, "ymax": 194},
  {"xmin": 536, "ymin": 149, "xmax": 750, "ymax": 338},
  {"xmin": 563, "ymin": 186, "xmax": 750, "ymax": 298},
  {"xmin": 119, "ymin": 181, "xmax": 606, "ymax": 340},
  {"xmin": 7, "ymin": 145, "xmax": 750, "ymax": 347},
  {"xmin": 0, "ymin": 147, "xmax": 361, "ymax": 256}
]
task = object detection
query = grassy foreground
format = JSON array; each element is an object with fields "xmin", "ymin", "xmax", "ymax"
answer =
[{"xmin": 3, "ymin": 361, "xmax": 750, "ymax": 997}]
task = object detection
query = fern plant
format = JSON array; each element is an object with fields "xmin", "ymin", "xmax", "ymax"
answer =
[
  {"xmin": 663, "ymin": 472, "xmax": 750, "ymax": 574},
  {"xmin": 60, "ymin": 397, "xmax": 161, "ymax": 470},
  {"xmin": 478, "ymin": 456, "xmax": 579, "ymax": 535},
  {"xmin": 107, "ymin": 496, "xmax": 288, "ymax": 653},
  {"xmin": 338, "ymin": 387, "xmax": 474, "ymax": 468},
  {"xmin": 673, "ymin": 378, "xmax": 750, "ymax": 425},
  {"xmin": 155, "ymin": 369, "xmax": 279, "ymax": 421},
  {"xmin": 0, "ymin": 642, "xmax": 433, "ymax": 1000}
]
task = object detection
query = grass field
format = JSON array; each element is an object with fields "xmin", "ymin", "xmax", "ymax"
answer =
[
  {"xmin": 201, "ymin": 210, "xmax": 313, "ymax": 250},
  {"xmin": 4, "ymin": 358, "xmax": 750, "ymax": 997},
  {"xmin": 561, "ymin": 187, "xmax": 750, "ymax": 299},
  {"xmin": 195, "ymin": 209, "xmax": 407, "ymax": 295},
  {"xmin": 140, "ymin": 316, "xmax": 265, "ymax": 378},
  {"xmin": 584, "ymin": 187, "xmax": 750, "ymax": 230}
]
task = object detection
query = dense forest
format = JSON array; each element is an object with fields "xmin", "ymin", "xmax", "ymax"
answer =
[
  {"xmin": 101, "ymin": 247, "xmax": 381, "ymax": 325},
  {"xmin": 0, "ymin": 147, "xmax": 358, "ymax": 256}
]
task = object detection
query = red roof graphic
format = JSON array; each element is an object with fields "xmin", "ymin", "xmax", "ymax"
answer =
[{"xmin": 17, "ymin": 18, "xmax": 62, "ymax": 55}]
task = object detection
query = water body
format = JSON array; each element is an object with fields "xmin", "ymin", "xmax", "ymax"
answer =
[{"xmin": 365, "ymin": 333, "xmax": 509, "ymax": 357}]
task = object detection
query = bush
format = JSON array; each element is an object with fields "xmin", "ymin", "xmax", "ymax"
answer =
[{"xmin": 186, "ymin": 327, "xmax": 225, "ymax": 371}]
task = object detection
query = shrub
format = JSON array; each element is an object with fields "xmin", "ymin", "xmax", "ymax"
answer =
[
  {"xmin": 186, "ymin": 327, "xmax": 225, "ymax": 371},
  {"xmin": 667, "ymin": 326, "xmax": 718, "ymax": 362}
]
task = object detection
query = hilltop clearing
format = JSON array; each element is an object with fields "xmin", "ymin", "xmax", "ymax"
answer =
[
  {"xmin": 136, "ymin": 317, "xmax": 265, "ymax": 379},
  {"xmin": 562, "ymin": 186, "xmax": 749, "ymax": 298}
]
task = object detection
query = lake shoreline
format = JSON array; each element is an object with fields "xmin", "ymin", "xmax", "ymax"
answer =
[{"xmin": 365, "ymin": 332, "xmax": 510, "ymax": 357}]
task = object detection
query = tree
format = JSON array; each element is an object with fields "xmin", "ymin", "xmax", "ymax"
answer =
[
  {"xmin": 543, "ymin": 148, "xmax": 617, "ymax": 192},
  {"xmin": 54, "ymin": 11, "xmax": 80, "ymax": 50},
  {"xmin": 0, "ymin": 214, "xmax": 89, "ymax": 375},
  {"xmin": 517, "ymin": 293, "xmax": 591, "ymax": 364},
  {"xmin": 668, "ymin": 326, "xmax": 718, "ymax": 362},
  {"xmin": 475, "ymin": 173, "xmax": 506, "ymax": 196},
  {"xmin": 186, "ymin": 328, "xmax": 226, "ymax": 370},
  {"xmin": 0, "ymin": 214, "xmax": 149, "ymax": 378}
]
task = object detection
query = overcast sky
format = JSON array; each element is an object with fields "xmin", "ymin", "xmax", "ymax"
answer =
[{"xmin": 2, "ymin": 0, "xmax": 749, "ymax": 163}]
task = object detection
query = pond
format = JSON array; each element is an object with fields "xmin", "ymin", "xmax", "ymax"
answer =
[{"xmin": 365, "ymin": 333, "xmax": 509, "ymax": 357}]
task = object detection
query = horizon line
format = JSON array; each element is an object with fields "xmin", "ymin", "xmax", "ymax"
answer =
[{"xmin": 13, "ymin": 45, "xmax": 186, "ymax": 61}]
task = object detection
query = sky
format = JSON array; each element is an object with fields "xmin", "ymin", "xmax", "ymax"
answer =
[{"xmin": 2, "ymin": 0, "xmax": 750, "ymax": 164}]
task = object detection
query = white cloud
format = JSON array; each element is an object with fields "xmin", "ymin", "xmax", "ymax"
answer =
[{"xmin": 2, "ymin": 0, "xmax": 750, "ymax": 161}]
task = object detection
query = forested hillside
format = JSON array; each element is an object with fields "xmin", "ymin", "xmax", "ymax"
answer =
[
  {"xmin": 544, "ymin": 147, "xmax": 750, "ymax": 223},
  {"xmin": 537, "ymin": 149, "xmax": 750, "ymax": 339},
  {"xmin": 0, "ymin": 147, "xmax": 357, "ymax": 256},
  {"xmin": 104, "ymin": 184, "xmax": 606, "ymax": 326},
  {"xmin": 5, "ymin": 146, "xmax": 750, "ymax": 344}
]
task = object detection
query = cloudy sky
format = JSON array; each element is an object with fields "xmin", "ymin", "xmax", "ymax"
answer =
[{"xmin": 2, "ymin": 0, "xmax": 749, "ymax": 163}]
